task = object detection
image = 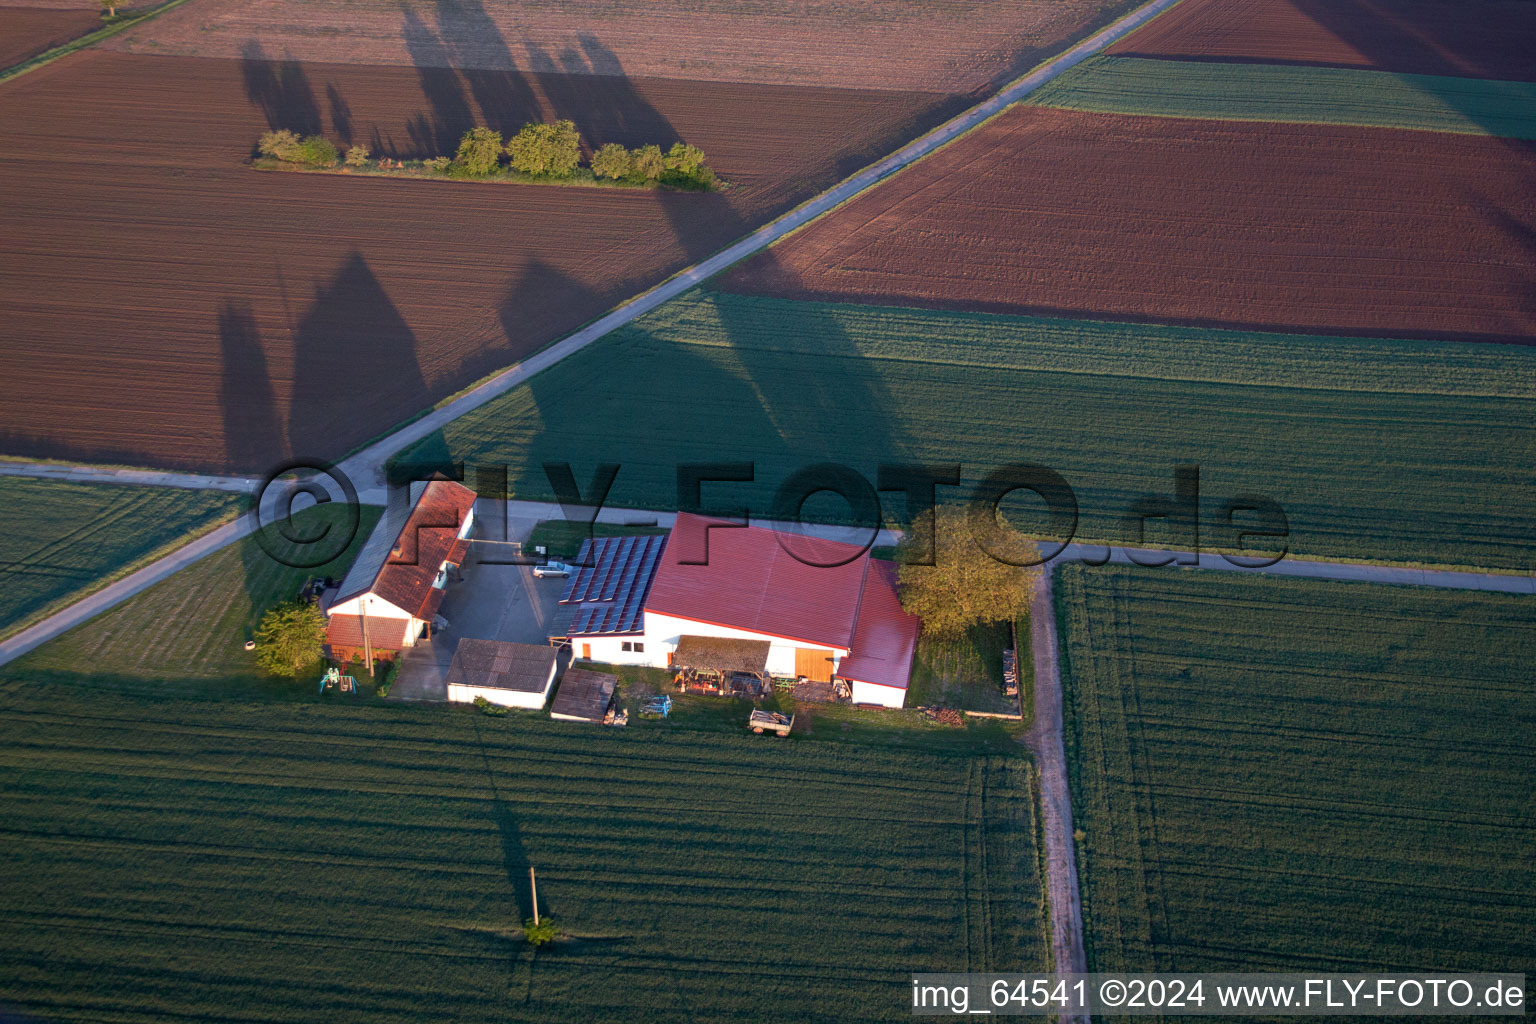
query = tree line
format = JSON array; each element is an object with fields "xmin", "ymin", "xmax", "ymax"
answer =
[{"xmin": 257, "ymin": 120, "xmax": 716, "ymax": 190}]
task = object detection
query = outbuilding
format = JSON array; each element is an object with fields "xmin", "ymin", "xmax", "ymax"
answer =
[
  {"xmin": 444, "ymin": 639, "xmax": 557, "ymax": 709},
  {"xmin": 549, "ymin": 667, "xmax": 618, "ymax": 723}
]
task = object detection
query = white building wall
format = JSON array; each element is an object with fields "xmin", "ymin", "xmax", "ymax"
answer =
[
  {"xmin": 572, "ymin": 635, "xmax": 655, "ymax": 667},
  {"xmin": 642, "ymin": 612, "xmax": 847, "ymax": 677},
  {"xmin": 447, "ymin": 684, "xmax": 548, "ymax": 709},
  {"xmin": 849, "ymin": 680, "xmax": 907, "ymax": 709}
]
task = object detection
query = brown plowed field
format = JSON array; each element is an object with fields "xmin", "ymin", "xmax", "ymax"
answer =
[
  {"xmin": 1108, "ymin": 0, "xmax": 1536, "ymax": 81},
  {"xmin": 102, "ymin": 0, "xmax": 1137, "ymax": 93},
  {"xmin": 718, "ymin": 105, "xmax": 1536, "ymax": 344},
  {"xmin": 0, "ymin": 5, "xmax": 100, "ymax": 68},
  {"xmin": 0, "ymin": 51, "xmax": 956, "ymax": 472}
]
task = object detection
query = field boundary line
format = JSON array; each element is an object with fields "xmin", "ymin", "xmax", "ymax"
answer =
[
  {"xmin": 0, "ymin": 0, "xmax": 195, "ymax": 84},
  {"xmin": 0, "ymin": 462, "xmax": 258, "ymax": 494}
]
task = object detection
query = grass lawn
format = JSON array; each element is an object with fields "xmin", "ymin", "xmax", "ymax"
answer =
[
  {"xmin": 1028, "ymin": 56, "xmax": 1536, "ymax": 138},
  {"xmin": 0, "ymin": 478, "xmax": 243, "ymax": 640},
  {"xmin": 1056, "ymin": 565, "xmax": 1536, "ymax": 977},
  {"xmin": 602, "ymin": 662, "xmax": 1024, "ymax": 757},
  {"xmin": 11, "ymin": 502, "xmax": 383, "ymax": 698},
  {"xmin": 0, "ymin": 683, "xmax": 1048, "ymax": 1022},
  {"xmin": 907, "ymin": 620, "xmax": 1022, "ymax": 717},
  {"xmin": 525, "ymin": 519, "xmax": 669, "ymax": 561},
  {"xmin": 393, "ymin": 290, "xmax": 1536, "ymax": 573}
]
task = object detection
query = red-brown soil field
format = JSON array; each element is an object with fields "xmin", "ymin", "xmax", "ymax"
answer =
[
  {"xmin": 1108, "ymin": 0, "xmax": 1536, "ymax": 81},
  {"xmin": 719, "ymin": 105, "xmax": 1536, "ymax": 344},
  {"xmin": 104, "ymin": 0, "xmax": 1139, "ymax": 93},
  {"xmin": 0, "ymin": 5, "xmax": 100, "ymax": 69},
  {"xmin": 0, "ymin": 50, "xmax": 958, "ymax": 472}
]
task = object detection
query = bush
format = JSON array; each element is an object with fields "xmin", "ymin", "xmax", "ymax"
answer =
[
  {"xmin": 257, "ymin": 129, "xmax": 300, "ymax": 160},
  {"xmin": 663, "ymin": 142, "xmax": 714, "ymax": 187},
  {"xmin": 258, "ymin": 130, "xmax": 338, "ymax": 168},
  {"xmin": 473, "ymin": 695, "xmax": 508, "ymax": 716},
  {"xmin": 253, "ymin": 601, "xmax": 327, "ymax": 675},
  {"xmin": 375, "ymin": 658, "xmax": 398, "ymax": 697},
  {"xmin": 344, "ymin": 145, "xmax": 370, "ymax": 167},
  {"xmin": 591, "ymin": 142, "xmax": 632, "ymax": 181},
  {"xmin": 629, "ymin": 143, "xmax": 664, "ymax": 182},
  {"xmin": 523, "ymin": 917, "xmax": 557, "ymax": 946},
  {"xmin": 452, "ymin": 127, "xmax": 503, "ymax": 177},
  {"xmin": 423, "ymin": 156, "xmax": 451, "ymax": 174},
  {"xmin": 505, "ymin": 120, "xmax": 582, "ymax": 178}
]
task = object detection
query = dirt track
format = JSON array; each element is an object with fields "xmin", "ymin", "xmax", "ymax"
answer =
[
  {"xmin": 719, "ymin": 105, "xmax": 1536, "ymax": 343},
  {"xmin": 0, "ymin": 5, "xmax": 99, "ymax": 68},
  {"xmin": 103, "ymin": 0, "xmax": 1140, "ymax": 94},
  {"xmin": 1109, "ymin": 0, "xmax": 1536, "ymax": 81},
  {"xmin": 0, "ymin": 51, "xmax": 955, "ymax": 472}
]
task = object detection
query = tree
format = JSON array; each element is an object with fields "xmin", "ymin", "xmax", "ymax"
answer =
[
  {"xmin": 896, "ymin": 505, "xmax": 1039, "ymax": 641},
  {"xmin": 252, "ymin": 601, "xmax": 327, "ymax": 675},
  {"xmin": 257, "ymin": 129, "xmax": 300, "ymax": 160},
  {"xmin": 663, "ymin": 142, "xmax": 707, "ymax": 176},
  {"xmin": 97, "ymin": 0, "xmax": 118, "ymax": 18},
  {"xmin": 505, "ymin": 120, "xmax": 582, "ymax": 178},
  {"xmin": 590, "ymin": 142, "xmax": 632, "ymax": 180},
  {"xmin": 344, "ymin": 144, "xmax": 370, "ymax": 167},
  {"xmin": 452, "ymin": 126, "xmax": 502, "ymax": 177},
  {"xmin": 629, "ymin": 143, "xmax": 664, "ymax": 182}
]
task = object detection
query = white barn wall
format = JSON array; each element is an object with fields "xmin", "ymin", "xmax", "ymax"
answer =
[
  {"xmin": 849, "ymin": 680, "xmax": 907, "ymax": 709},
  {"xmin": 447, "ymin": 683, "xmax": 550, "ymax": 709}
]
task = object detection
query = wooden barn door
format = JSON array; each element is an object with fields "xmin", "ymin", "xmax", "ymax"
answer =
[{"xmin": 795, "ymin": 648, "xmax": 834, "ymax": 682}]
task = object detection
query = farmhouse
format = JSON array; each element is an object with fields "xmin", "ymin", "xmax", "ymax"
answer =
[
  {"xmin": 549, "ymin": 513, "xmax": 920, "ymax": 707},
  {"xmin": 444, "ymin": 639, "xmax": 557, "ymax": 709},
  {"xmin": 324, "ymin": 480, "xmax": 476, "ymax": 663}
]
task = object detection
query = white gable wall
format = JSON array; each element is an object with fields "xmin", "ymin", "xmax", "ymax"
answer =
[{"xmin": 849, "ymin": 679, "xmax": 907, "ymax": 709}]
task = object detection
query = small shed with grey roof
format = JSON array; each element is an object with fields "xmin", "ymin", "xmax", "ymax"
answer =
[
  {"xmin": 445, "ymin": 639, "xmax": 558, "ymax": 709},
  {"xmin": 549, "ymin": 667, "xmax": 618, "ymax": 723}
]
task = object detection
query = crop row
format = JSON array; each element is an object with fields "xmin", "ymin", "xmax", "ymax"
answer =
[
  {"xmin": 1055, "ymin": 566, "xmax": 1536, "ymax": 982},
  {"xmin": 1028, "ymin": 56, "xmax": 1536, "ymax": 138},
  {"xmin": 0, "ymin": 684, "xmax": 1047, "ymax": 1021},
  {"xmin": 393, "ymin": 290, "xmax": 1536, "ymax": 572}
]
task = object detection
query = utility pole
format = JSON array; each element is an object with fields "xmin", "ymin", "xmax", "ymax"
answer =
[
  {"xmin": 361, "ymin": 597, "xmax": 373, "ymax": 668},
  {"xmin": 528, "ymin": 866, "xmax": 539, "ymax": 925}
]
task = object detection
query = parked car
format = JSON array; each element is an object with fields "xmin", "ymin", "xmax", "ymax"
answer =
[{"xmin": 532, "ymin": 561, "xmax": 573, "ymax": 578}]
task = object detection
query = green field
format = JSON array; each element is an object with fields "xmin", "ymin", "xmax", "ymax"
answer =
[
  {"xmin": 1056, "ymin": 566, "xmax": 1536, "ymax": 976},
  {"xmin": 13, "ymin": 502, "xmax": 382, "ymax": 696},
  {"xmin": 394, "ymin": 290, "xmax": 1536, "ymax": 572},
  {"xmin": 1027, "ymin": 56, "xmax": 1536, "ymax": 138},
  {"xmin": 0, "ymin": 478, "xmax": 242, "ymax": 639},
  {"xmin": 0, "ymin": 683, "xmax": 1047, "ymax": 1022}
]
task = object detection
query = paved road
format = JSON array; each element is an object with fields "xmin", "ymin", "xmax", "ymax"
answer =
[
  {"xmin": 0, "ymin": 461, "xmax": 259, "ymax": 493},
  {"xmin": 1024, "ymin": 566, "xmax": 1090, "ymax": 1004}
]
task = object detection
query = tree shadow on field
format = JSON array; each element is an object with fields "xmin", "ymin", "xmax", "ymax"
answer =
[
  {"xmin": 240, "ymin": 40, "xmax": 321, "ymax": 134},
  {"xmin": 325, "ymin": 84, "xmax": 352, "ymax": 146},
  {"xmin": 217, "ymin": 301, "xmax": 285, "ymax": 474},
  {"xmin": 287, "ymin": 252, "xmax": 431, "ymax": 480},
  {"xmin": 472, "ymin": 718, "xmax": 537, "ymax": 925},
  {"xmin": 401, "ymin": 6, "xmax": 476, "ymax": 157},
  {"xmin": 524, "ymin": 34, "xmax": 678, "ymax": 147},
  {"xmin": 431, "ymin": 0, "xmax": 540, "ymax": 137}
]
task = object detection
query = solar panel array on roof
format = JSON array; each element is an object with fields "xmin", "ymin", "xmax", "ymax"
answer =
[{"xmin": 554, "ymin": 533, "xmax": 667, "ymax": 638}]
